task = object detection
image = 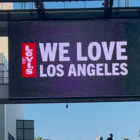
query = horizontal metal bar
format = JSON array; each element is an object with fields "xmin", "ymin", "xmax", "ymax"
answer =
[
  {"xmin": 1, "ymin": 96, "xmax": 140, "ymax": 104},
  {"xmin": 0, "ymin": 7, "xmax": 140, "ymax": 22}
]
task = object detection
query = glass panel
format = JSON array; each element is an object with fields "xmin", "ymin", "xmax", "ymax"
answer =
[
  {"xmin": 17, "ymin": 129, "xmax": 24, "ymax": 139},
  {"xmin": 24, "ymin": 129, "xmax": 34, "ymax": 139},
  {"xmin": 24, "ymin": 120, "xmax": 34, "ymax": 129},
  {"xmin": 17, "ymin": 120, "xmax": 24, "ymax": 128}
]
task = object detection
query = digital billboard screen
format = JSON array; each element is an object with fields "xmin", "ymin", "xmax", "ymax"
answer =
[{"xmin": 9, "ymin": 19, "xmax": 140, "ymax": 100}]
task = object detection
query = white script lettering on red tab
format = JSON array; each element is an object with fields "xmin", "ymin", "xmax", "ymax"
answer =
[{"xmin": 25, "ymin": 45, "xmax": 34, "ymax": 75}]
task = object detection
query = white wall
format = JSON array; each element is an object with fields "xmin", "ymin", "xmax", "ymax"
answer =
[
  {"xmin": 0, "ymin": 3, "xmax": 13, "ymax": 10},
  {"xmin": 0, "ymin": 105, "xmax": 5, "ymax": 140},
  {"xmin": 0, "ymin": 37, "xmax": 8, "ymax": 61},
  {"xmin": 0, "ymin": 85, "xmax": 8, "ymax": 98},
  {"xmin": 5, "ymin": 104, "xmax": 24, "ymax": 140},
  {"xmin": 0, "ymin": 85, "xmax": 24, "ymax": 140}
]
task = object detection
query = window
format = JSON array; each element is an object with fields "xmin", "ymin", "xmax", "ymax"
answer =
[{"xmin": 17, "ymin": 120, "xmax": 34, "ymax": 140}]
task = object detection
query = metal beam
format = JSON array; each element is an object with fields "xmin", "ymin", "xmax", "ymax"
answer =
[
  {"xmin": 0, "ymin": 96, "xmax": 140, "ymax": 104},
  {"xmin": 0, "ymin": 7, "xmax": 140, "ymax": 22}
]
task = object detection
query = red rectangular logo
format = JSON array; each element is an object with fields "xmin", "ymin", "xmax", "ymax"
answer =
[{"xmin": 22, "ymin": 43, "xmax": 37, "ymax": 78}]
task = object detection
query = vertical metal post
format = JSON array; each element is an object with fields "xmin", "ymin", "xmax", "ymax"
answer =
[
  {"xmin": 21, "ymin": 3, "xmax": 23, "ymax": 9},
  {"xmin": 104, "ymin": 0, "xmax": 108, "ymax": 18},
  {"xmin": 104, "ymin": 0, "xmax": 108, "ymax": 10},
  {"xmin": 118, "ymin": 0, "xmax": 120, "ymax": 7},
  {"xmin": 125, "ymin": 0, "xmax": 129, "ymax": 7},
  {"xmin": 34, "ymin": 0, "xmax": 46, "ymax": 20}
]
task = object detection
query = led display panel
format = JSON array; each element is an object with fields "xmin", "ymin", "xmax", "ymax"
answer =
[{"xmin": 9, "ymin": 19, "xmax": 140, "ymax": 100}]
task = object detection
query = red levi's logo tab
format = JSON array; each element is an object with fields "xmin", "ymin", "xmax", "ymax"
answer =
[{"xmin": 22, "ymin": 43, "xmax": 37, "ymax": 78}]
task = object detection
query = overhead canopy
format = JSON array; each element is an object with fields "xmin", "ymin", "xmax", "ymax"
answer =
[{"xmin": 0, "ymin": 0, "xmax": 114, "ymax": 19}]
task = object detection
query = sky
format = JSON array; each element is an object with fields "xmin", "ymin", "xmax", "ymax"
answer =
[
  {"xmin": 14, "ymin": 0, "xmax": 140, "ymax": 10},
  {"xmin": 24, "ymin": 102, "xmax": 140, "ymax": 140},
  {"xmin": 13, "ymin": 0, "xmax": 140, "ymax": 140}
]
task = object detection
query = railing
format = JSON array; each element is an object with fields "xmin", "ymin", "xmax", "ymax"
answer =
[
  {"xmin": 0, "ymin": 0, "xmax": 140, "ymax": 10},
  {"xmin": 8, "ymin": 0, "xmax": 140, "ymax": 10},
  {"xmin": 0, "ymin": 66, "xmax": 8, "ymax": 85},
  {"xmin": 0, "ymin": 0, "xmax": 139, "ymax": 11}
]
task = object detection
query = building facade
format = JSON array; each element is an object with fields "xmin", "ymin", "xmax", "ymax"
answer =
[{"xmin": 0, "ymin": 104, "xmax": 24, "ymax": 140}]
